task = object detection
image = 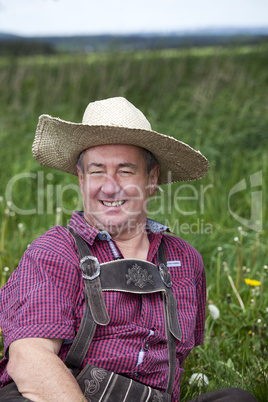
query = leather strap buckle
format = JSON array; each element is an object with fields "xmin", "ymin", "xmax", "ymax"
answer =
[
  {"xmin": 80, "ymin": 256, "xmax": 100, "ymax": 280},
  {"xmin": 159, "ymin": 263, "xmax": 172, "ymax": 288}
]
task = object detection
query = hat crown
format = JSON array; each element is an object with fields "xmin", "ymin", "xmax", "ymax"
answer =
[{"xmin": 82, "ymin": 97, "xmax": 152, "ymax": 130}]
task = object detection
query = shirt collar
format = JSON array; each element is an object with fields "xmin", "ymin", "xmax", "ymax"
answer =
[
  {"xmin": 68, "ymin": 211, "xmax": 99, "ymax": 246},
  {"xmin": 146, "ymin": 218, "xmax": 170, "ymax": 234}
]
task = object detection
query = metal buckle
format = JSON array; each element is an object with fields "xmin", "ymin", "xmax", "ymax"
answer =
[
  {"xmin": 159, "ymin": 263, "xmax": 172, "ymax": 288},
  {"xmin": 80, "ymin": 256, "xmax": 100, "ymax": 280}
]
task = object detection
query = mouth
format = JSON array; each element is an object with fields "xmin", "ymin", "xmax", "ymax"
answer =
[{"xmin": 101, "ymin": 200, "xmax": 126, "ymax": 207}]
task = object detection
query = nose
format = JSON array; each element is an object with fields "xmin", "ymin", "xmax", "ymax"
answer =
[{"xmin": 101, "ymin": 174, "xmax": 121, "ymax": 196}]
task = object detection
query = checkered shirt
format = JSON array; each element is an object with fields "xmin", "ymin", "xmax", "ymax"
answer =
[{"xmin": 0, "ymin": 211, "xmax": 206, "ymax": 401}]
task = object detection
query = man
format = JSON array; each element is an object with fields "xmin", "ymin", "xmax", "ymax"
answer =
[{"xmin": 0, "ymin": 97, "xmax": 256, "ymax": 401}]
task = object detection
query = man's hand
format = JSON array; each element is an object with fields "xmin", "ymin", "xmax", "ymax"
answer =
[{"xmin": 7, "ymin": 337, "xmax": 87, "ymax": 402}]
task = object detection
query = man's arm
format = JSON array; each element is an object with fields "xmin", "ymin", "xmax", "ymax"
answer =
[{"xmin": 7, "ymin": 337, "xmax": 86, "ymax": 402}]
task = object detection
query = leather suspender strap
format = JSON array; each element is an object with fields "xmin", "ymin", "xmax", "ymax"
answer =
[
  {"xmin": 64, "ymin": 226, "xmax": 181, "ymax": 396},
  {"xmin": 64, "ymin": 298, "xmax": 96, "ymax": 377},
  {"xmin": 158, "ymin": 242, "xmax": 180, "ymax": 396},
  {"xmin": 64, "ymin": 227, "xmax": 109, "ymax": 376},
  {"xmin": 69, "ymin": 227, "xmax": 110, "ymax": 326}
]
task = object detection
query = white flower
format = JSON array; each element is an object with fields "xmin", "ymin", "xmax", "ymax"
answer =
[
  {"xmin": 234, "ymin": 236, "xmax": 239, "ymax": 242},
  {"xmin": 4, "ymin": 267, "xmax": 9, "ymax": 272},
  {"xmin": 56, "ymin": 207, "xmax": 62, "ymax": 213},
  {"xmin": 208, "ymin": 304, "xmax": 220, "ymax": 320},
  {"xmin": 217, "ymin": 247, "xmax": 222, "ymax": 252},
  {"xmin": 255, "ymin": 287, "xmax": 260, "ymax": 296},
  {"xmin": 18, "ymin": 223, "xmax": 24, "ymax": 231},
  {"xmin": 6, "ymin": 201, "xmax": 12, "ymax": 207},
  {"xmin": 189, "ymin": 373, "xmax": 209, "ymax": 386}
]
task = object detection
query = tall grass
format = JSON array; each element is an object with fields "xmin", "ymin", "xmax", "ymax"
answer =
[{"xmin": 0, "ymin": 44, "xmax": 267, "ymax": 400}]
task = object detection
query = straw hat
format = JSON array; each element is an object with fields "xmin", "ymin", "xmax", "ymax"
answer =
[{"xmin": 32, "ymin": 97, "xmax": 209, "ymax": 184}]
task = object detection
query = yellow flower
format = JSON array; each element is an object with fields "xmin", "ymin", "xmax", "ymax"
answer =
[{"xmin": 244, "ymin": 278, "xmax": 261, "ymax": 287}]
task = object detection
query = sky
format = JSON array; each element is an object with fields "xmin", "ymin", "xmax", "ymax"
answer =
[{"xmin": 0, "ymin": 0, "xmax": 268, "ymax": 37}]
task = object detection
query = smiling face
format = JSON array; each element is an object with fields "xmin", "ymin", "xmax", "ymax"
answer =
[{"xmin": 77, "ymin": 144, "xmax": 159, "ymax": 239}]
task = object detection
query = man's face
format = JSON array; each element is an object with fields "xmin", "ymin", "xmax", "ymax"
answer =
[{"xmin": 77, "ymin": 144, "xmax": 159, "ymax": 239}]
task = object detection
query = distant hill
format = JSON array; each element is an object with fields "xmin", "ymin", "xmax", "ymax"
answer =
[
  {"xmin": 0, "ymin": 27, "xmax": 268, "ymax": 56},
  {"xmin": 176, "ymin": 26, "xmax": 268, "ymax": 36},
  {"xmin": 0, "ymin": 32, "xmax": 20, "ymax": 39}
]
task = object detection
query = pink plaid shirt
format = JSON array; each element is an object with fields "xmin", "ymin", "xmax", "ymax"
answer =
[{"xmin": 0, "ymin": 211, "xmax": 206, "ymax": 401}]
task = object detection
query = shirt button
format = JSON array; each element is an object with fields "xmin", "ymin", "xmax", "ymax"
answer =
[
  {"xmin": 145, "ymin": 343, "xmax": 149, "ymax": 349},
  {"xmin": 134, "ymin": 372, "xmax": 138, "ymax": 377}
]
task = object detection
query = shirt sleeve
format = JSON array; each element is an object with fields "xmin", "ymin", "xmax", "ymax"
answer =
[
  {"xmin": 193, "ymin": 252, "xmax": 206, "ymax": 346},
  {"xmin": 0, "ymin": 227, "xmax": 82, "ymax": 354}
]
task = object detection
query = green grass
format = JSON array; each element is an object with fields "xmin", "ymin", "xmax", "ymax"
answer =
[{"xmin": 0, "ymin": 43, "xmax": 267, "ymax": 400}]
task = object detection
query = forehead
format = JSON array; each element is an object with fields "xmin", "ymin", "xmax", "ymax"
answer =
[{"xmin": 83, "ymin": 144, "xmax": 145, "ymax": 164}]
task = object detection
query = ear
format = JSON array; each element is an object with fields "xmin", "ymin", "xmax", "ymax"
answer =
[
  {"xmin": 148, "ymin": 165, "xmax": 160, "ymax": 196},
  {"xmin": 76, "ymin": 165, "xmax": 84, "ymax": 195}
]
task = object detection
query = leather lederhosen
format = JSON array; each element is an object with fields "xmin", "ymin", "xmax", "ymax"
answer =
[{"xmin": 65, "ymin": 226, "xmax": 182, "ymax": 402}]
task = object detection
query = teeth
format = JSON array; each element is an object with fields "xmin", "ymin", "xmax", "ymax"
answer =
[{"xmin": 102, "ymin": 200, "xmax": 125, "ymax": 207}]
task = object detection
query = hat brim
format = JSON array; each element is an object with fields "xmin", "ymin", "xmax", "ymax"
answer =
[{"xmin": 32, "ymin": 114, "xmax": 209, "ymax": 184}]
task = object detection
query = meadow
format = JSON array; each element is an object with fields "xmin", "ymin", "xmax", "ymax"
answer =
[{"xmin": 0, "ymin": 43, "xmax": 267, "ymax": 400}]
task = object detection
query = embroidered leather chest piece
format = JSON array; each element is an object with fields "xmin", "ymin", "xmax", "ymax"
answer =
[{"xmin": 126, "ymin": 263, "xmax": 155, "ymax": 288}]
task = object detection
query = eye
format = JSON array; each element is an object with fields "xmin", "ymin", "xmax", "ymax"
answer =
[
  {"xmin": 89, "ymin": 170, "xmax": 105, "ymax": 175},
  {"xmin": 120, "ymin": 170, "xmax": 133, "ymax": 176}
]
